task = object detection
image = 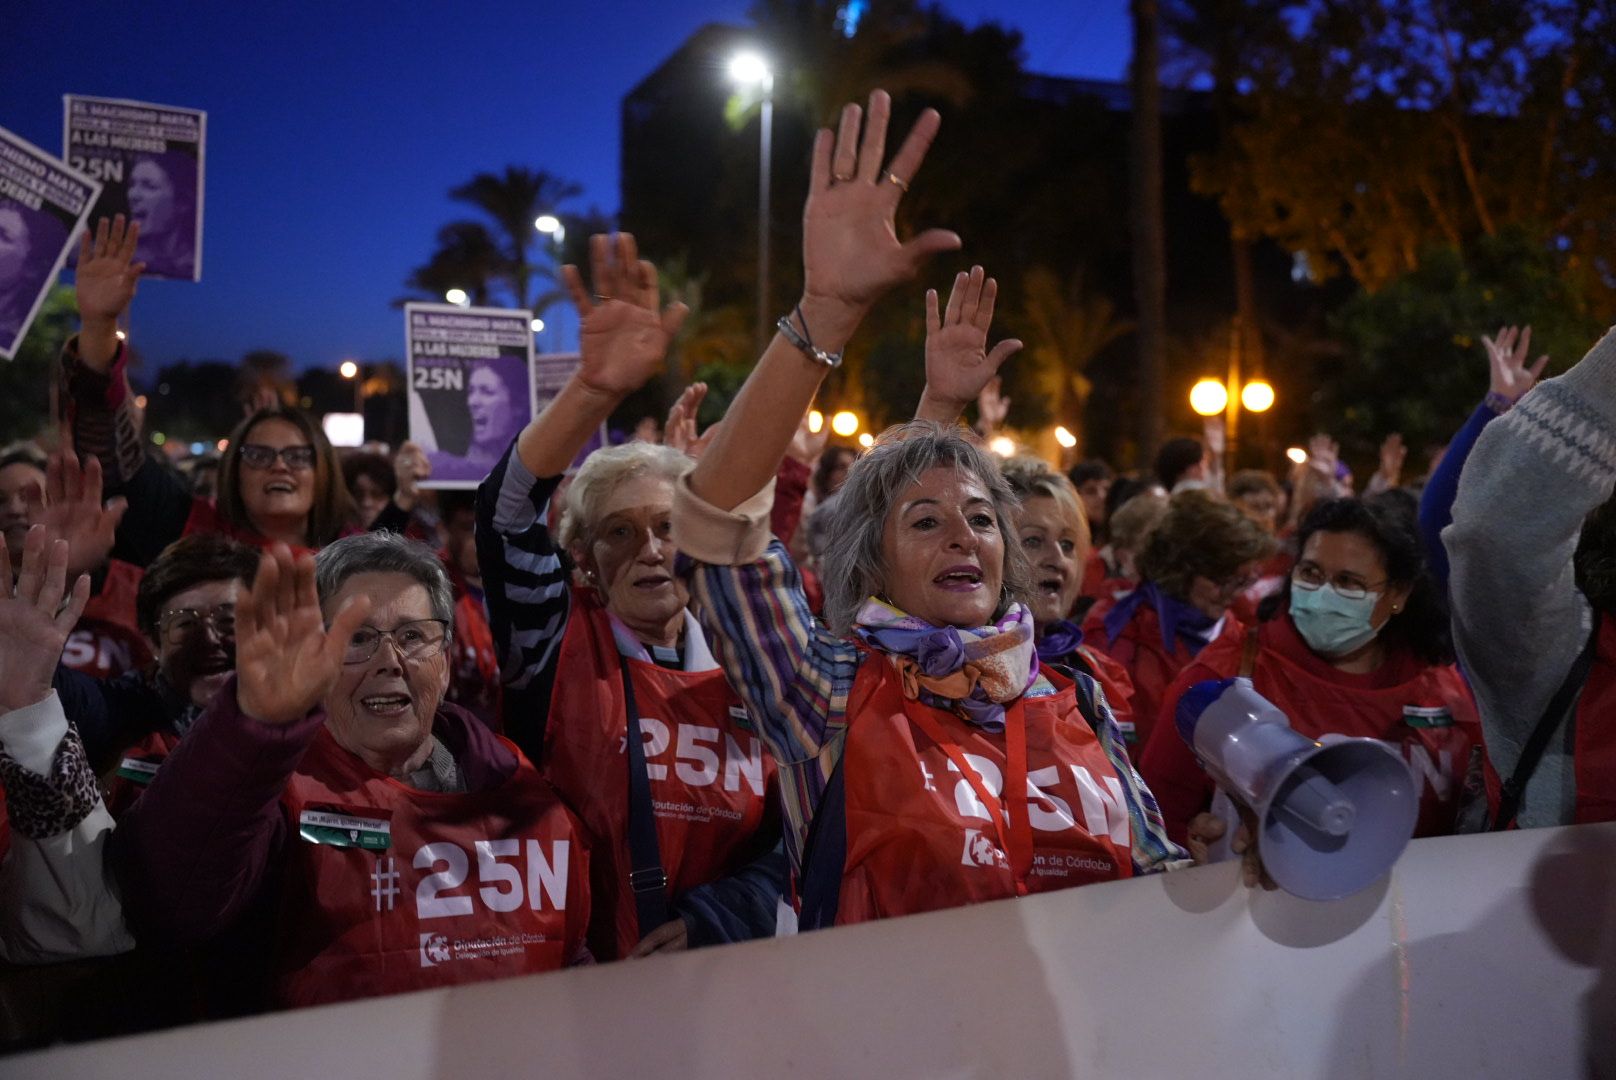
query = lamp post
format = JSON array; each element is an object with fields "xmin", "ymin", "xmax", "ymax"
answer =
[
  {"xmin": 1190, "ymin": 375, "xmax": 1275, "ymax": 472},
  {"xmin": 728, "ymin": 51, "xmax": 774, "ymax": 355}
]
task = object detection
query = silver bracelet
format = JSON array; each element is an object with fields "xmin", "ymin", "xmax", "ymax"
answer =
[{"xmin": 777, "ymin": 308, "xmax": 843, "ymax": 369}]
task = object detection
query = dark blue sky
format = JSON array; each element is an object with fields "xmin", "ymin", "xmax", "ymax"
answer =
[{"xmin": 2, "ymin": 1, "xmax": 1130, "ymax": 374}]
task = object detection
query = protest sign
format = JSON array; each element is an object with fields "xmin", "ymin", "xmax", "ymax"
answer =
[
  {"xmin": 406, "ymin": 302, "xmax": 535, "ymax": 489},
  {"xmin": 533, "ymin": 350, "xmax": 605, "ymax": 472},
  {"xmin": 64, "ymin": 95, "xmax": 206, "ymax": 282},
  {"xmin": 0, "ymin": 125, "xmax": 101, "ymax": 360}
]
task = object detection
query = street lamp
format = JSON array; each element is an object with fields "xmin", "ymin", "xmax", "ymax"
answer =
[
  {"xmin": 340, "ymin": 360, "xmax": 362, "ymax": 416},
  {"xmin": 445, "ymin": 288, "xmax": 469, "ymax": 307},
  {"xmin": 1189, "ymin": 379, "xmax": 1229, "ymax": 417},
  {"xmin": 728, "ymin": 50, "xmax": 774, "ymax": 355},
  {"xmin": 807, "ymin": 409, "xmax": 824, "ymax": 434},
  {"xmin": 830, "ymin": 410, "xmax": 859, "ymax": 437},
  {"xmin": 1191, "ymin": 374, "xmax": 1279, "ymax": 470},
  {"xmin": 1241, "ymin": 379, "xmax": 1275, "ymax": 413},
  {"xmin": 530, "ymin": 318, "xmax": 545, "ymax": 333}
]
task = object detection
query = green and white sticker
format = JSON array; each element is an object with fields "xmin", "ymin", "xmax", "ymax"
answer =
[
  {"xmin": 298, "ymin": 809, "xmax": 392, "ymax": 850},
  {"xmin": 1402, "ymin": 705, "xmax": 1454, "ymax": 729},
  {"xmin": 115, "ymin": 758, "xmax": 161, "ymax": 785}
]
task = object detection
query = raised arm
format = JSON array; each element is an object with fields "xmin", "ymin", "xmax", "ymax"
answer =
[
  {"xmin": 914, "ymin": 266, "xmax": 1022, "ymax": 426},
  {"xmin": 688, "ymin": 90, "xmax": 961, "ymax": 512}
]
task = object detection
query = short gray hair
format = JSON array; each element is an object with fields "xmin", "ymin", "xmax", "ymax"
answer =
[
  {"xmin": 314, "ymin": 531, "xmax": 454, "ymax": 627},
  {"xmin": 558, "ymin": 441, "xmax": 693, "ymax": 551},
  {"xmin": 820, "ymin": 420, "xmax": 1032, "ymax": 635}
]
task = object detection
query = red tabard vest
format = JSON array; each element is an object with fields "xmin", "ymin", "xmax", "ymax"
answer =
[
  {"xmin": 545, "ymin": 590, "xmax": 779, "ymax": 960},
  {"xmin": 64, "ymin": 560, "xmax": 152, "ymax": 680},
  {"xmin": 446, "ymin": 587, "xmax": 501, "ymax": 730},
  {"xmin": 274, "ymin": 727, "xmax": 589, "ymax": 1008},
  {"xmin": 834, "ymin": 655, "xmax": 1134, "ymax": 925},
  {"xmin": 1081, "ymin": 597, "xmax": 1243, "ymax": 752},
  {"xmin": 106, "ymin": 728, "xmax": 180, "ymax": 818},
  {"xmin": 1143, "ymin": 616, "xmax": 1479, "ymax": 842}
]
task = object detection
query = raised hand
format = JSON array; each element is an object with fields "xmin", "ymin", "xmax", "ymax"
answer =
[
  {"xmin": 234, "ymin": 545, "xmax": 371, "ymax": 726},
  {"xmin": 800, "ymin": 90, "xmax": 961, "ymax": 346},
  {"xmin": 1377, "ymin": 433, "xmax": 1406, "ymax": 487},
  {"xmin": 663, "ymin": 382, "xmax": 708, "ymax": 455},
  {"xmin": 0, "ymin": 527, "xmax": 92, "ymax": 714},
  {"xmin": 74, "ymin": 216, "xmax": 144, "ymax": 372},
  {"xmin": 1482, "ymin": 325, "xmax": 1549, "ymax": 407},
  {"xmin": 564, "ymin": 233, "xmax": 688, "ymax": 399},
  {"xmin": 920, "ymin": 266, "xmax": 1022, "ymax": 422},
  {"xmin": 786, "ymin": 409, "xmax": 831, "ymax": 465},
  {"xmin": 27, "ymin": 446, "xmax": 127, "ymax": 579},
  {"xmin": 1307, "ymin": 434, "xmax": 1339, "ymax": 479}
]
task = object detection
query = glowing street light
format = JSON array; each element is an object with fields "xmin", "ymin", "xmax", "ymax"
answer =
[
  {"xmin": 830, "ymin": 410, "xmax": 859, "ymax": 437},
  {"xmin": 1286, "ymin": 446, "xmax": 1309, "ymax": 465},
  {"xmin": 728, "ymin": 52, "xmax": 771, "ymax": 86},
  {"xmin": 534, "ymin": 214, "xmax": 561, "ymax": 235},
  {"xmin": 339, "ymin": 360, "xmax": 359, "ymax": 379},
  {"xmin": 807, "ymin": 409, "xmax": 824, "ymax": 434},
  {"xmin": 1190, "ymin": 379, "xmax": 1230, "ymax": 417},
  {"xmin": 530, "ymin": 318, "xmax": 545, "ymax": 333},
  {"xmin": 858, "ymin": 433, "xmax": 875, "ymax": 449},
  {"xmin": 1054, "ymin": 426, "xmax": 1077, "ymax": 449},
  {"xmin": 445, "ymin": 288, "xmax": 469, "ymax": 307},
  {"xmin": 1241, "ymin": 379, "xmax": 1275, "ymax": 413},
  {"xmin": 989, "ymin": 436, "xmax": 1016, "ymax": 457}
]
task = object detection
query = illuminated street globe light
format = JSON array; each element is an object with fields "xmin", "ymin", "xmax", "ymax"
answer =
[
  {"xmin": 1241, "ymin": 379, "xmax": 1276, "ymax": 413},
  {"xmin": 1286, "ymin": 447, "xmax": 1309, "ymax": 465},
  {"xmin": 728, "ymin": 51, "xmax": 772, "ymax": 88},
  {"xmin": 1190, "ymin": 378, "xmax": 1229, "ymax": 417},
  {"xmin": 530, "ymin": 318, "xmax": 545, "ymax": 333},
  {"xmin": 807, "ymin": 409, "xmax": 824, "ymax": 434},
  {"xmin": 830, "ymin": 410, "xmax": 859, "ymax": 437},
  {"xmin": 534, "ymin": 214, "xmax": 561, "ymax": 234},
  {"xmin": 445, "ymin": 288, "xmax": 469, "ymax": 306},
  {"xmin": 339, "ymin": 360, "xmax": 358, "ymax": 379}
]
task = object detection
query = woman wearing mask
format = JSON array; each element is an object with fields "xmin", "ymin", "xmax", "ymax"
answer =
[
  {"xmin": 1143, "ymin": 497, "xmax": 1481, "ymax": 845},
  {"xmin": 1082, "ymin": 490, "xmax": 1273, "ymax": 750}
]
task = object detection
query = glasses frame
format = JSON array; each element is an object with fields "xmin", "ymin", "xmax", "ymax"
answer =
[
  {"xmin": 1290, "ymin": 564, "xmax": 1388, "ymax": 601},
  {"xmin": 341, "ymin": 619, "xmax": 451, "ymax": 665},
  {"xmin": 239, "ymin": 443, "xmax": 317, "ymax": 471},
  {"xmin": 158, "ymin": 604, "xmax": 238, "ymax": 646}
]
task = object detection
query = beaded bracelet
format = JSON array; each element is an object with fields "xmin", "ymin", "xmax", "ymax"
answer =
[
  {"xmin": 1484, "ymin": 390, "xmax": 1515, "ymax": 415},
  {"xmin": 777, "ymin": 305, "xmax": 843, "ymax": 369}
]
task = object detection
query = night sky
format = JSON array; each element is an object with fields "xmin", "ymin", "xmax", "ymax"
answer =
[{"xmin": 2, "ymin": 1, "xmax": 1130, "ymax": 374}]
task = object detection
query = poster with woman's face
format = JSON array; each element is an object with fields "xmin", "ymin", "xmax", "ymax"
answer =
[
  {"xmin": 405, "ymin": 303, "xmax": 536, "ymax": 489},
  {"xmin": 63, "ymin": 95, "xmax": 205, "ymax": 282},
  {"xmin": 0, "ymin": 126, "xmax": 101, "ymax": 360}
]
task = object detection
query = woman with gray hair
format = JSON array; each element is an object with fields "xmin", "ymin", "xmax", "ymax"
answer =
[
  {"xmin": 109, "ymin": 534, "xmax": 592, "ymax": 1010},
  {"xmin": 476, "ymin": 232, "xmax": 783, "ymax": 962},
  {"xmin": 673, "ymin": 90, "xmax": 1188, "ymax": 929}
]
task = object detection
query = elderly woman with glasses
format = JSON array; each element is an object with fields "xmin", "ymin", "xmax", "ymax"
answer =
[
  {"xmin": 110, "ymin": 532, "xmax": 591, "ymax": 1008},
  {"xmin": 476, "ymin": 233, "xmax": 784, "ymax": 961},
  {"xmin": 1080, "ymin": 489, "xmax": 1275, "ymax": 751},
  {"xmin": 1142, "ymin": 497, "xmax": 1481, "ymax": 848},
  {"xmin": 669, "ymin": 92, "xmax": 1192, "ymax": 930}
]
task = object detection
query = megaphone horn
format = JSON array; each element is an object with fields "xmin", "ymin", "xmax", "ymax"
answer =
[{"xmin": 1176, "ymin": 677, "xmax": 1419, "ymax": 901}]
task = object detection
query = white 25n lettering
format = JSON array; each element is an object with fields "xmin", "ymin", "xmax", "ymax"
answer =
[
  {"xmin": 631, "ymin": 718, "xmax": 766, "ymax": 796},
  {"xmin": 943, "ymin": 756, "xmax": 1129, "ymax": 845},
  {"xmin": 414, "ymin": 839, "xmax": 569, "ymax": 920}
]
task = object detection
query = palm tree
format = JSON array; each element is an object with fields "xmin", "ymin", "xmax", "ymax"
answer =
[
  {"xmin": 448, "ymin": 167, "xmax": 581, "ymax": 311},
  {"xmin": 1017, "ymin": 268, "xmax": 1134, "ymax": 457},
  {"xmin": 400, "ymin": 221, "xmax": 504, "ymax": 308}
]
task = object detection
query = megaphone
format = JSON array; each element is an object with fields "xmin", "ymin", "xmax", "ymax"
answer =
[{"xmin": 1176, "ymin": 677, "xmax": 1419, "ymax": 901}]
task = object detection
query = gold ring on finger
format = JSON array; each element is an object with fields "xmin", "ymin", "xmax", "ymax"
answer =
[{"xmin": 885, "ymin": 172, "xmax": 910, "ymax": 192}]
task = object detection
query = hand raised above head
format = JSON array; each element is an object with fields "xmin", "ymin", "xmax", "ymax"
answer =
[
  {"xmin": 0, "ymin": 527, "xmax": 92, "ymax": 715},
  {"xmin": 30, "ymin": 443, "xmax": 127, "ymax": 580},
  {"xmin": 663, "ymin": 382, "xmax": 708, "ymax": 455},
  {"xmin": 1482, "ymin": 324, "xmax": 1550, "ymax": 406},
  {"xmin": 75, "ymin": 216, "xmax": 144, "ymax": 326},
  {"xmin": 565, "ymin": 233, "xmax": 688, "ymax": 399},
  {"xmin": 800, "ymin": 90, "xmax": 961, "ymax": 344},
  {"xmin": 234, "ymin": 545, "xmax": 371, "ymax": 727},
  {"xmin": 922, "ymin": 266, "xmax": 1022, "ymax": 420}
]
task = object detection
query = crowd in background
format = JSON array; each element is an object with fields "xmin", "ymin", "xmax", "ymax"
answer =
[{"xmin": 0, "ymin": 90, "xmax": 1612, "ymax": 1053}]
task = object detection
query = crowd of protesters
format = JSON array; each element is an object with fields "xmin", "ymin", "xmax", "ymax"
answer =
[{"xmin": 0, "ymin": 90, "xmax": 1612, "ymax": 1049}]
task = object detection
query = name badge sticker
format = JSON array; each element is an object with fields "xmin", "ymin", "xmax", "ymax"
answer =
[
  {"xmin": 1402, "ymin": 705, "xmax": 1454, "ymax": 729},
  {"xmin": 115, "ymin": 757, "xmax": 162, "ymax": 785},
  {"xmin": 299, "ymin": 807, "xmax": 393, "ymax": 850}
]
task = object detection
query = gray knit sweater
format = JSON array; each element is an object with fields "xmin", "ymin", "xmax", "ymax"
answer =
[{"xmin": 1444, "ymin": 324, "xmax": 1616, "ymax": 826}]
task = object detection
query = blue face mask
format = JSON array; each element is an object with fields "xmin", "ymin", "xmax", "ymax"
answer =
[{"xmin": 1289, "ymin": 584, "xmax": 1382, "ymax": 657}]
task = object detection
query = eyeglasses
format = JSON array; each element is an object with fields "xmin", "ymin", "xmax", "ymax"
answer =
[
  {"xmin": 342, "ymin": 619, "xmax": 450, "ymax": 665},
  {"xmin": 1291, "ymin": 564, "xmax": 1387, "ymax": 601},
  {"xmin": 239, "ymin": 444, "xmax": 316, "ymax": 471},
  {"xmin": 158, "ymin": 605, "xmax": 237, "ymax": 645}
]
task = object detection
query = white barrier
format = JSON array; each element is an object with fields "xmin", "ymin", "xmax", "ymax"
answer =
[{"xmin": 10, "ymin": 822, "xmax": 1616, "ymax": 1079}]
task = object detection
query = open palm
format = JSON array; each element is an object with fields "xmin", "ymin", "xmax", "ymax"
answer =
[
  {"xmin": 565, "ymin": 233, "xmax": 686, "ymax": 397},
  {"xmin": 0, "ymin": 529, "xmax": 91, "ymax": 713},
  {"xmin": 75, "ymin": 215, "xmax": 144, "ymax": 326},
  {"xmin": 235, "ymin": 546, "xmax": 370, "ymax": 726},
  {"xmin": 30, "ymin": 447, "xmax": 127, "ymax": 579},
  {"xmin": 924, "ymin": 266, "xmax": 1022, "ymax": 414}
]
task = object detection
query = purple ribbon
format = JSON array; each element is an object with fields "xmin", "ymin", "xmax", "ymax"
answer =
[
  {"xmin": 1101, "ymin": 580, "xmax": 1218, "ymax": 656},
  {"xmin": 1035, "ymin": 619, "xmax": 1085, "ymax": 663}
]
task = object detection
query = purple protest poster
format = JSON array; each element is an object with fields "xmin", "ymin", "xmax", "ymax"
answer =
[
  {"xmin": 0, "ymin": 126, "xmax": 101, "ymax": 360},
  {"xmin": 406, "ymin": 303, "xmax": 536, "ymax": 489},
  {"xmin": 64, "ymin": 95, "xmax": 206, "ymax": 282},
  {"xmin": 532, "ymin": 351, "xmax": 603, "ymax": 472}
]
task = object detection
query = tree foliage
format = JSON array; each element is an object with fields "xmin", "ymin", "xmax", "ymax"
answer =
[{"xmin": 0, "ymin": 286, "xmax": 74, "ymax": 444}]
